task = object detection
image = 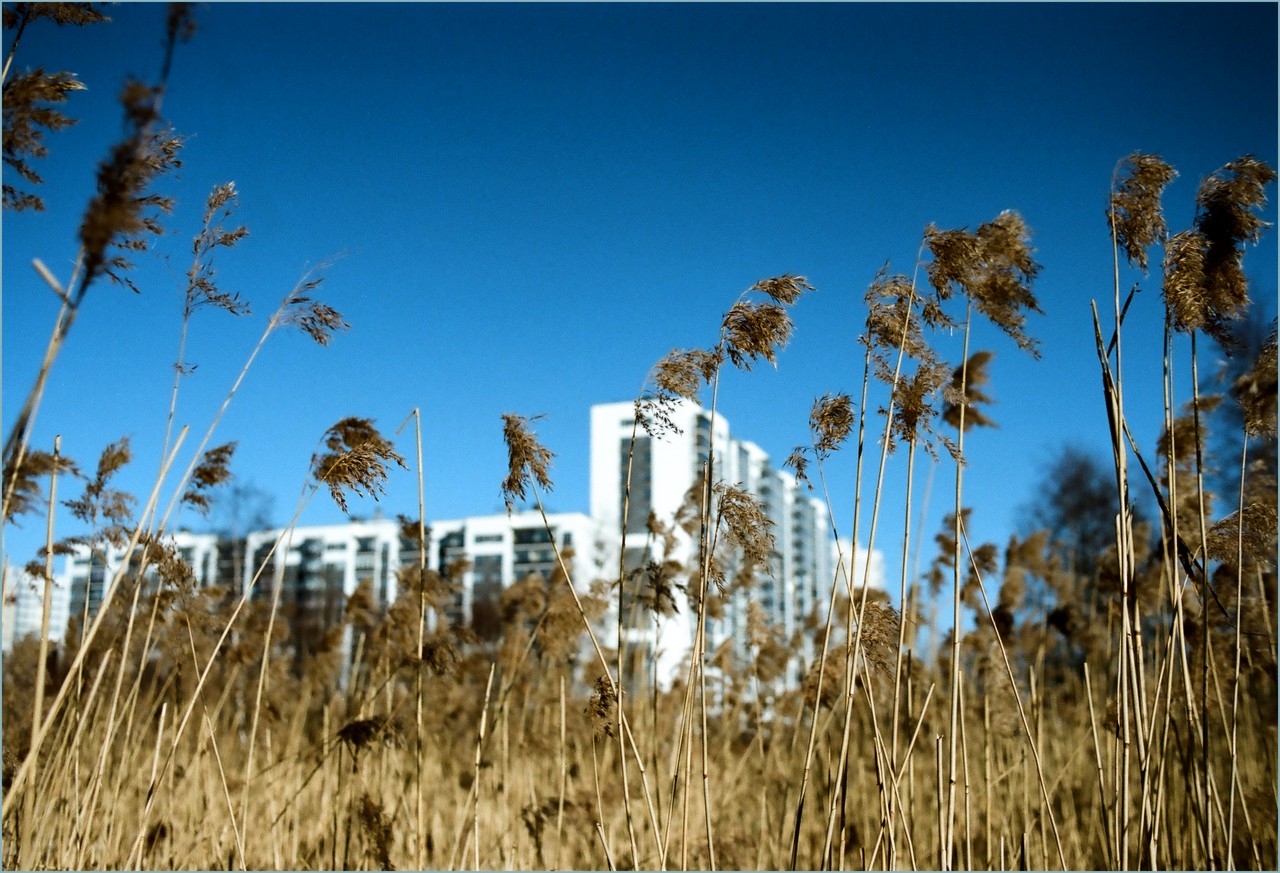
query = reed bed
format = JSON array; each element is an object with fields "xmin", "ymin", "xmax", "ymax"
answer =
[{"xmin": 3, "ymin": 6, "xmax": 1276, "ymax": 871}]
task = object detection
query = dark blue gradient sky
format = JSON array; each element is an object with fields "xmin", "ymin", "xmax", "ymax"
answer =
[{"xmin": 4, "ymin": 2, "xmax": 1276, "ymax": 591}]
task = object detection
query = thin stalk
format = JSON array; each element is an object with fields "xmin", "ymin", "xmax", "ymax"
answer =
[
  {"xmin": 32, "ymin": 435, "xmax": 61, "ymax": 740},
  {"xmin": 66, "ymin": 651, "xmax": 119, "ymax": 869},
  {"xmin": 156, "ymin": 275, "xmax": 197, "ymax": 498},
  {"xmin": 154, "ymin": 272, "xmax": 322, "ymax": 537},
  {"xmin": 1225, "ymin": 434, "xmax": 1248, "ymax": 870},
  {"xmin": 887, "ymin": 437, "xmax": 918, "ymax": 865},
  {"xmin": 1189, "ymin": 330, "xmax": 1214, "ymax": 868},
  {"xmin": 809, "ymin": 275, "xmax": 914, "ymax": 871},
  {"xmin": 2, "ymin": 257, "xmax": 81, "ymax": 522},
  {"xmin": 591, "ymin": 734, "xmax": 615, "ymax": 870},
  {"xmin": 557, "ymin": 676, "xmax": 568, "ymax": 870},
  {"xmin": 237, "ymin": 507, "xmax": 297, "ymax": 856},
  {"xmin": 612, "ymin": 414, "xmax": 645, "ymax": 868},
  {"xmin": 984, "ymin": 695, "xmax": 994, "ymax": 869},
  {"xmin": 945, "ymin": 300, "xmax": 974, "ymax": 870},
  {"xmin": 73, "ymin": 569, "xmax": 155, "ymax": 864},
  {"xmin": 122, "ymin": 475, "xmax": 321, "ymax": 867},
  {"xmin": 1084, "ymin": 664, "xmax": 1116, "ymax": 869},
  {"xmin": 694, "ymin": 367, "xmax": 724, "ymax": 871},
  {"xmin": 395, "ymin": 407, "xmax": 430, "ymax": 871},
  {"xmin": 936, "ymin": 735, "xmax": 947, "ymax": 869},
  {"xmin": 959, "ymin": 676, "xmax": 973, "ymax": 870},
  {"xmin": 204, "ymin": 713, "xmax": 247, "ymax": 871},
  {"xmin": 475, "ymin": 664, "xmax": 495, "ymax": 871},
  {"xmin": 3, "ymin": 24, "xmax": 186, "ymax": 509},
  {"xmin": 1, "ymin": 7, "xmax": 31, "ymax": 83},
  {"xmin": 530, "ymin": 479, "xmax": 663, "ymax": 860}
]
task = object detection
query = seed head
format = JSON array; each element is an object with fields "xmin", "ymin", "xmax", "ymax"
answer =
[
  {"xmin": 1162, "ymin": 229, "xmax": 1210, "ymax": 333},
  {"xmin": 784, "ymin": 446, "xmax": 811, "ymax": 490},
  {"xmin": 337, "ymin": 716, "xmax": 396, "ymax": 754},
  {"xmin": 311, "ymin": 418, "xmax": 405, "ymax": 513},
  {"xmin": 3, "ymin": 447, "xmax": 80, "ymax": 524},
  {"xmin": 500, "ymin": 413, "xmax": 554, "ymax": 512},
  {"xmin": 714, "ymin": 482, "xmax": 775, "ymax": 572},
  {"xmin": 810, "ymin": 393, "xmax": 855, "ymax": 459},
  {"xmin": 77, "ymin": 75, "xmax": 185, "ymax": 294},
  {"xmin": 926, "ymin": 212, "xmax": 1042, "ymax": 357},
  {"xmin": 862, "ymin": 270, "xmax": 937, "ymax": 381},
  {"xmin": 355, "ymin": 793, "xmax": 394, "ymax": 871},
  {"xmin": 181, "ymin": 441, "xmax": 235, "ymax": 516},
  {"xmin": 721, "ymin": 301, "xmax": 792, "ymax": 371},
  {"xmin": 653, "ymin": 347, "xmax": 720, "ymax": 401},
  {"xmin": 748, "ymin": 273, "xmax": 815, "ymax": 305},
  {"xmin": 277, "ymin": 271, "xmax": 349, "ymax": 345},
  {"xmin": 184, "ymin": 182, "xmax": 250, "ymax": 317},
  {"xmin": 1166, "ymin": 156, "xmax": 1278, "ymax": 347},
  {"xmin": 585, "ymin": 674, "xmax": 617, "ymax": 738},
  {"xmin": 1110, "ymin": 152, "xmax": 1177, "ymax": 273},
  {"xmin": 853, "ymin": 597, "xmax": 901, "ymax": 678},
  {"xmin": 942, "ymin": 351, "xmax": 997, "ymax": 432},
  {"xmin": 889, "ymin": 359, "xmax": 950, "ymax": 455},
  {"xmin": 3, "ymin": 68, "xmax": 89, "ymax": 211},
  {"xmin": 1234, "ymin": 325, "xmax": 1277, "ymax": 437},
  {"xmin": 638, "ymin": 348, "xmax": 723, "ymax": 438}
]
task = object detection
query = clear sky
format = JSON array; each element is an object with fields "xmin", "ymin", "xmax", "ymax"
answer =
[{"xmin": 3, "ymin": 2, "xmax": 1277, "ymax": 596}]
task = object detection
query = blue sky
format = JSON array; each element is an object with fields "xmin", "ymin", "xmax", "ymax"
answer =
[{"xmin": 3, "ymin": 2, "xmax": 1277, "ymax": 595}]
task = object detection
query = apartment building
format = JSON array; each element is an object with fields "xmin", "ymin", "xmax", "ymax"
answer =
[
  {"xmin": 4, "ymin": 563, "xmax": 68, "ymax": 651},
  {"xmin": 57, "ymin": 530, "xmax": 226, "ymax": 643},
  {"xmin": 589, "ymin": 399, "xmax": 845, "ymax": 688},
  {"xmin": 428, "ymin": 510, "xmax": 607, "ymax": 636},
  {"xmin": 14, "ymin": 401, "xmax": 878, "ymax": 693},
  {"xmin": 238, "ymin": 516, "xmax": 422, "ymax": 684}
]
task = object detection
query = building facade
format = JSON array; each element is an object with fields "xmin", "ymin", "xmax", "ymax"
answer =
[
  {"xmin": 589, "ymin": 399, "xmax": 845, "ymax": 689},
  {"xmin": 17, "ymin": 402, "xmax": 879, "ymax": 691},
  {"xmin": 428, "ymin": 510, "xmax": 607, "ymax": 637},
  {"xmin": 57, "ymin": 530, "xmax": 227, "ymax": 644},
  {"xmin": 239, "ymin": 516, "xmax": 422, "ymax": 683},
  {"xmin": 4, "ymin": 563, "xmax": 68, "ymax": 651}
]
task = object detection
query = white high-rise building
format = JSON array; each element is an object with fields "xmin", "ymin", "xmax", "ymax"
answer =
[
  {"xmin": 4, "ymin": 563, "xmax": 68, "ymax": 651},
  {"xmin": 590, "ymin": 399, "xmax": 840, "ymax": 688},
  {"xmin": 243, "ymin": 518, "xmax": 406, "ymax": 599},
  {"xmin": 833, "ymin": 537, "xmax": 886, "ymax": 592}
]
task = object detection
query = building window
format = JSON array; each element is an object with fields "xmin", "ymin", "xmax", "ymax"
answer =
[
  {"xmin": 624, "ymin": 436, "xmax": 652, "ymax": 534},
  {"xmin": 514, "ymin": 527, "xmax": 553, "ymax": 545}
]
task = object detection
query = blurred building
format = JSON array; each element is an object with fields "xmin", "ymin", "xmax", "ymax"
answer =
[
  {"xmin": 56, "ymin": 530, "xmax": 227, "ymax": 644},
  {"xmin": 4, "ymin": 563, "xmax": 68, "ymax": 652},
  {"xmin": 589, "ymin": 398, "xmax": 851, "ymax": 690},
  {"xmin": 19, "ymin": 401, "xmax": 882, "ymax": 693},
  {"xmin": 428, "ymin": 510, "xmax": 607, "ymax": 638},
  {"xmin": 242, "ymin": 516, "xmax": 417, "ymax": 673}
]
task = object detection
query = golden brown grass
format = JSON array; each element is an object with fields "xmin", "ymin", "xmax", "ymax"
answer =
[{"xmin": 2, "ymin": 9, "xmax": 1277, "ymax": 872}]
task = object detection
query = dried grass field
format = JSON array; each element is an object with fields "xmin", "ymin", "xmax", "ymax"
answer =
[{"xmin": 3, "ymin": 5, "xmax": 1276, "ymax": 871}]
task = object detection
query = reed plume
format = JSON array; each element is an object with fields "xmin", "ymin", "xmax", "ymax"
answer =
[
  {"xmin": 500, "ymin": 413, "xmax": 555, "ymax": 511},
  {"xmin": 1164, "ymin": 156, "xmax": 1276, "ymax": 346},
  {"xmin": 1110, "ymin": 152, "xmax": 1177, "ymax": 272},
  {"xmin": 311, "ymin": 418, "xmax": 406, "ymax": 513}
]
